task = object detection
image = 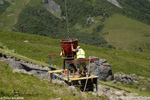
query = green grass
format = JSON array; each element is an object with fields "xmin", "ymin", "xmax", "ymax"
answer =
[
  {"xmin": 102, "ymin": 14, "xmax": 150, "ymax": 53},
  {"xmin": 0, "ymin": 30, "xmax": 150, "ymax": 78},
  {"xmin": 78, "ymin": 16, "xmax": 103, "ymax": 34},
  {"xmin": 0, "ymin": 0, "xmax": 30, "ymax": 31},
  {"xmin": 100, "ymin": 81, "xmax": 150, "ymax": 97},
  {"xmin": 0, "ymin": 61, "xmax": 109, "ymax": 99},
  {"xmin": 0, "ymin": 61, "xmax": 85, "ymax": 100},
  {"xmin": 0, "ymin": 30, "xmax": 150, "ymax": 97}
]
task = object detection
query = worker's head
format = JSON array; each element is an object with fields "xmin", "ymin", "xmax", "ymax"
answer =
[{"xmin": 77, "ymin": 46, "xmax": 80, "ymax": 49}]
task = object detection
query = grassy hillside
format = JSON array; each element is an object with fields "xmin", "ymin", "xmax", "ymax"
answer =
[
  {"xmin": 103, "ymin": 14, "xmax": 150, "ymax": 53},
  {"xmin": 0, "ymin": 30, "xmax": 150, "ymax": 78},
  {"xmin": 118, "ymin": 0, "xmax": 150, "ymax": 24},
  {"xmin": 13, "ymin": 0, "xmax": 111, "ymax": 46},
  {"xmin": 102, "ymin": 14, "xmax": 150, "ymax": 53},
  {"xmin": 0, "ymin": 0, "xmax": 30, "ymax": 31},
  {"xmin": 1, "ymin": 0, "xmax": 150, "ymax": 53},
  {"xmin": 0, "ymin": 0, "xmax": 10, "ymax": 15},
  {"xmin": 0, "ymin": 61, "xmax": 86, "ymax": 100}
]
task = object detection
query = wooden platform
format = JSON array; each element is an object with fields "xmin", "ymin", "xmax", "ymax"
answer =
[{"xmin": 48, "ymin": 69, "xmax": 98, "ymax": 82}]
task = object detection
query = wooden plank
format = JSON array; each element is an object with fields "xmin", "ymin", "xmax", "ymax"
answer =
[
  {"xmin": 63, "ymin": 75, "xmax": 98, "ymax": 82},
  {"xmin": 48, "ymin": 70, "xmax": 63, "ymax": 73},
  {"xmin": 66, "ymin": 58, "xmax": 99, "ymax": 64}
]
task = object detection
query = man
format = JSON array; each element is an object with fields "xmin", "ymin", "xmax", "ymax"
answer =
[
  {"xmin": 60, "ymin": 51, "xmax": 77, "ymax": 72},
  {"xmin": 71, "ymin": 45, "xmax": 87, "ymax": 73}
]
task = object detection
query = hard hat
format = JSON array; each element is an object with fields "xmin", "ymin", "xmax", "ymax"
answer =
[{"xmin": 77, "ymin": 46, "xmax": 80, "ymax": 49}]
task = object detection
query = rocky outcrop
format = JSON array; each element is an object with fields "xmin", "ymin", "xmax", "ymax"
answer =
[
  {"xmin": 0, "ymin": 0, "xmax": 4, "ymax": 5},
  {"xmin": 107, "ymin": 0, "xmax": 122, "ymax": 8},
  {"xmin": 42, "ymin": 0, "xmax": 61, "ymax": 19},
  {"xmin": 1, "ymin": 54, "xmax": 50, "ymax": 80},
  {"xmin": 88, "ymin": 57, "xmax": 114, "ymax": 81},
  {"xmin": 113, "ymin": 72, "xmax": 150, "ymax": 86}
]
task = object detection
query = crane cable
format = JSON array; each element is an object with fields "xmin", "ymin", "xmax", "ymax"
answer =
[{"xmin": 65, "ymin": 0, "xmax": 70, "ymax": 39}]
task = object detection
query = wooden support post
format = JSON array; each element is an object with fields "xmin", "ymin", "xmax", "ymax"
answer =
[
  {"xmin": 69, "ymin": 71, "xmax": 71, "ymax": 75},
  {"xmin": 67, "ymin": 61, "xmax": 69, "ymax": 85},
  {"xmin": 73, "ymin": 70, "xmax": 75, "ymax": 77},
  {"xmin": 82, "ymin": 69, "xmax": 84, "ymax": 75}
]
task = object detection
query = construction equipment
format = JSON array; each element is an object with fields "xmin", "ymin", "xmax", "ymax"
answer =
[
  {"xmin": 48, "ymin": 0, "xmax": 99, "ymax": 91},
  {"xmin": 48, "ymin": 41, "xmax": 100, "ymax": 91},
  {"xmin": 61, "ymin": 39, "xmax": 78, "ymax": 58}
]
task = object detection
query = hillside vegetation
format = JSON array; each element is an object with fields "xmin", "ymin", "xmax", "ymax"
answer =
[
  {"xmin": 118, "ymin": 0, "xmax": 150, "ymax": 24},
  {"xmin": 0, "ymin": 0, "xmax": 150, "ymax": 53},
  {"xmin": 0, "ymin": 61, "xmax": 86, "ymax": 100},
  {"xmin": 0, "ymin": 30, "xmax": 150, "ymax": 97},
  {"xmin": 102, "ymin": 14, "xmax": 150, "ymax": 53},
  {"xmin": 0, "ymin": 0, "xmax": 30, "ymax": 31},
  {"xmin": 0, "ymin": 30, "xmax": 150, "ymax": 78}
]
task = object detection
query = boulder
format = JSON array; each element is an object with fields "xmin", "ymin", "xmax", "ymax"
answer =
[
  {"xmin": 133, "ymin": 80, "xmax": 139, "ymax": 85},
  {"xmin": 112, "ymin": 80, "xmax": 117, "ymax": 84},
  {"xmin": 114, "ymin": 72, "xmax": 133, "ymax": 84},
  {"xmin": 116, "ymin": 82, "xmax": 121, "ymax": 85},
  {"xmin": 88, "ymin": 58, "xmax": 114, "ymax": 81},
  {"xmin": 130, "ymin": 74, "xmax": 139, "ymax": 80},
  {"xmin": 0, "ymin": 0, "xmax": 4, "ymax": 5},
  {"xmin": 139, "ymin": 76, "xmax": 145, "ymax": 80},
  {"xmin": 147, "ymin": 78, "xmax": 150, "ymax": 82},
  {"xmin": 140, "ymin": 87, "xmax": 146, "ymax": 91}
]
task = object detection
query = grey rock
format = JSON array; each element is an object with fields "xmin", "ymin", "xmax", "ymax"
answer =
[
  {"xmin": 133, "ymin": 80, "xmax": 139, "ymax": 85},
  {"xmin": 141, "ymin": 87, "xmax": 146, "ymax": 91},
  {"xmin": 103, "ymin": 62, "xmax": 111, "ymax": 67},
  {"xmin": 88, "ymin": 57, "xmax": 114, "ymax": 81},
  {"xmin": 127, "ymin": 79, "xmax": 132, "ymax": 84},
  {"xmin": 112, "ymin": 80, "xmax": 117, "ymax": 84},
  {"xmin": 24, "ymin": 40, "xmax": 29, "ymax": 43},
  {"xmin": 116, "ymin": 82, "xmax": 121, "ymax": 85},
  {"xmin": 0, "ymin": 0, "xmax": 4, "ymax": 5},
  {"xmin": 139, "ymin": 76, "xmax": 145, "ymax": 80},
  {"xmin": 130, "ymin": 74, "xmax": 139, "ymax": 80},
  {"xmin": 122, "ymin": 74, "xmax": 127, "ymax": 79},
  {"xmin": 3, "ymin": 56, "xmax": 50, "ymax": 80},
  {"xmin": 121, "ymin": 78, "xmax": 127, "ymax": 82},
  {"xmin": 127, "ymin": 75, "xmax": 132, "ymax": 80},
  {"xmin": 107, "ymin": 75, "xmax": 114, "ymax": 81},
  {"xmin": 114, "ymin": 74, "xmax": 118, "ymax": 79},
  {"xmin": 102, "ymin": 87, "xmax": 110, "ymax": 92},
  {"xmin": 147, "ymin": 78, "xmax": 150, "ymax": 82},
  {"xmin": 107, "ymin": 0, "xmax": 122, "ymax": 8},
  {"xmin": 99, "ymin": 58, "xmax": 107, "ymax": 64}
]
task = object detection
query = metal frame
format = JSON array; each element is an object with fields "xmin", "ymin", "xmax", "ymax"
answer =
[
  {"xmin": 48, "ymin": 54, "xmax": 100, "ymax": 91},
  {"xmin": 65, "ymin": 58, "xmax": 100, "ymax": 83},
  {"xmin": 48, "ymin": 54, "xmax": 60, "ymax": 71}
]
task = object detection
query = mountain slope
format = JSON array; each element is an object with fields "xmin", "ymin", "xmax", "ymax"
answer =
[
  {"xmin": 0, "ymin": 30, "xmax": 150, "ymax": 97},
  {"xmin": 0, "ymin": 0, "xmax": 30, "ymax": 31},
  {"xmin": 102, "ymin": 14, "xmax": 150, "ymax": 53},
  {"xmin": 0, "ymin": 0, "xmax": 150, "ymax": 53},
  {"xmin": 0, "ymin": 30, "xmax": 150, "ymax": 78}
]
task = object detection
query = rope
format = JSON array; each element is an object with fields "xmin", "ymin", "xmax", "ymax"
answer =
[
  {"xmin": 65, "ymin": 0, "xmax": 70, "ymax": 39},
  {"xmin": 83, "ymin": 56, "xmax": 91, "ymax": 92}
]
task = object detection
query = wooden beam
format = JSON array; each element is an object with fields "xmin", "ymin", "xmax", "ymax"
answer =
[{"xmin": 66, "ymin": 58, "xmax": 99, "ymax": 64}]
